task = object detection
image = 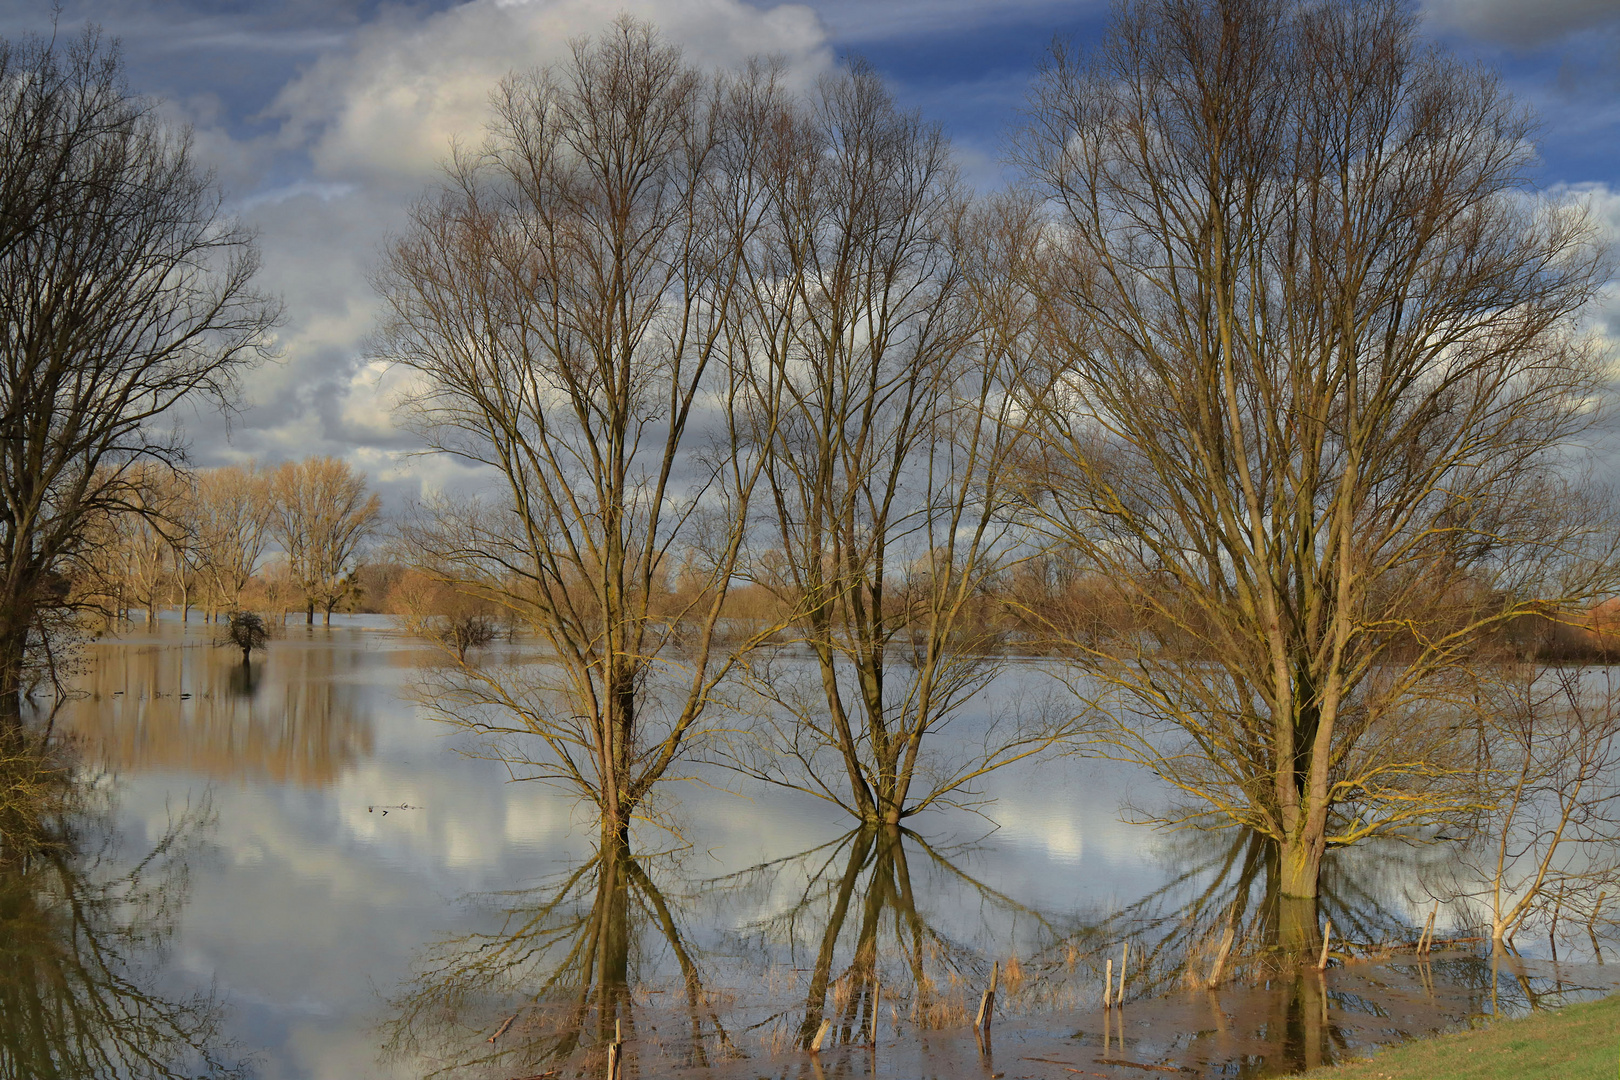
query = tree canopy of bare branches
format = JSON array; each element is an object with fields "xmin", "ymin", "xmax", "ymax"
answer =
[
  {"xmin": 269, "ymin": 457, "xmax": 381, "ymax": 625},
  {"xmin": 376, "ymin": 20, "xmax": 784, "ymax": 845},
  {"xmin": 187, "ymin": 463, "xmax": 274, "ymax": 620},
  {"xmin": 0, "ymin": 29, "xmax": 277, "ymax": 720},
  {"xmin": 726, "ymin": 69, "xmax": 1072, "ymax": 826},
  {"xmin": 1012, "ymin": 0, "xmax": 1615, "ymax": 901}
]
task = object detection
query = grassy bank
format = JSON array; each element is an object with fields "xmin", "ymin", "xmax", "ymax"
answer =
[{"xmin": 1296, "ymin": 992, "xmax": 1620, "ymax": 1079}]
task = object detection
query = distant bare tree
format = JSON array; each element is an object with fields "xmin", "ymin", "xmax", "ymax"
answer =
[
  {"xmin": 187, "ymin": 464, "xmax": 274, "ymax": 621},
  {"xmin": 376, "ymin": 21, "xmax": 787, "ymax": 845},
  {"xmin": 0, "ymin": 29, "xmax": 277, "ymax": 720},
  {"xmin": 269, "ymin": 457, "xmax": 381, "ymax": 626},
  {"xmin": 1012, "ymin": 0, "xmax": 1615, "ymax": 915},
  {"xmin": 100, "ymin": 464, "xmax": 185, "ymax": 627}
]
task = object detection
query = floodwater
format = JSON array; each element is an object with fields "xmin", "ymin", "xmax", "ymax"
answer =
[{"xmin": 9, "ymin": 622, "xmax": 1616, "ymax": 1080}]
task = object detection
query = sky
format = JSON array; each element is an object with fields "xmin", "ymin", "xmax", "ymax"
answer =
[{"xmin": 2, "ymin": 0, "xmax": 1617, "ymax": 507}]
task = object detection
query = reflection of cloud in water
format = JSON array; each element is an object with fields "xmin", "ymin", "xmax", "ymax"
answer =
[{"xmin": 36, "ymin": 631, "xmax": 1619, "ymax": 1079}]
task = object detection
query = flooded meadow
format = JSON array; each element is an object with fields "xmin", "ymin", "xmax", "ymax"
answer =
[{"xmin": 9, "ymin": 623, "xmax": 1613, "ymax": 1080}]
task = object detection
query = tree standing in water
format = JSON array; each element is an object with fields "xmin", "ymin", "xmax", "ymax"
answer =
[
  {"xmin": 0, "ymin": 30, "xmax": 276, "ymax": 723},
  {"xmin": 1013, "ymin": 0, "xmax": 1614, "ymax": 917},
  {"xmin": 377, "ymin": 20, "xmax": 787, "ymax": 846}
]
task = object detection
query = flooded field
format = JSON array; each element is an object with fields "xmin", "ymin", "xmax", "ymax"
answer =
[{"xmin": 10, "ymin": 622, "xmax": 1613, "ymax": 1080}]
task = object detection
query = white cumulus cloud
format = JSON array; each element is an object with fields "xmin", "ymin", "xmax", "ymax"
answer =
[{"xmin": 269, "ymin": 0, "xmax": 831, "ymax": 184}]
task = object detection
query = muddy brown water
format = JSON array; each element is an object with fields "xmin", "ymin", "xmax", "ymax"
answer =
[{"xmin": 10, "ymin": 622, "xmax": 1612, "ymax": 1079}]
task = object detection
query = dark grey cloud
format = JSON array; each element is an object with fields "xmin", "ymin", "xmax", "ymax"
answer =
[{"xmin": 1423, "ymin": 0, "xmax": 1620, "ymax": 46}]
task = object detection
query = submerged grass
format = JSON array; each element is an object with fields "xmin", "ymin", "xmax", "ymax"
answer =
[{"xmin": 1296, "ymin": 991, "xmax": 1620, "ymax": 1079}]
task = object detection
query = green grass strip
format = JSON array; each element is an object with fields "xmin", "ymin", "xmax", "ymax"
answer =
[{"xmin": 1295, "ymin": 992, "xmax": 1620, "ymax": 1079}]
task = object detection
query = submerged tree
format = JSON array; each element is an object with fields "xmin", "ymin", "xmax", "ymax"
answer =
[
  {"xmin": 377, "ymin": 20, "xmax": 787, "ymax": 844},
  {"xmin": 1013, "ymin": 0, "xmax": 1614, "ymax": 904},
  {"xmin": 0, "ymin": 29, "xmax": 277, "ymax": 721}
]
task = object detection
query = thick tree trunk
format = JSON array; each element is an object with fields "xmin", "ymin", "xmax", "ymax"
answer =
[
  {"xmin": 1277, "ymin": 832, "xmax": 1324, "ymax": 900},
  {"xmin": 0, "ymin": 608, "xmax": 32, "ymax": 731},
  {"xmin": 305, "ymin": 601, "xmax": 314, "ymax": 626}
]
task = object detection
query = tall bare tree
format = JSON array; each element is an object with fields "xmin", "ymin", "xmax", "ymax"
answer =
[
  {"xmin": 0, "ymin": 29, "xmax": 277, "ymax": 720},
  {"xmin": 1012, "ymin": 0, "xmax": 1614, "ymax": 911},
  {"xmin": 269, "ymin": 457, "xmax": 381, "ymax": 626},
  {"xmin": 376, "ymin": 21, "xmax": 785, "ymax": 845},
  {"xmin": 726, "ymin": 70, "xmax": 1068, "ymax": 826}
]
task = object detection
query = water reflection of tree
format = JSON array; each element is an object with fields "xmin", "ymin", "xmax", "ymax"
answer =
[
  {"xmin": 720, "ymin": 825, "xmax": 1054, "ymax": 1050},
  {"xmin": 1027, "ymin": 831, "xmax": 1426, "ymax": 1006},
  {"xmin": 62, "ymin": 635, "xmax": 373, "ymax": 784},
  {"xmin": 385, "ymin": 841, "xmax": 737, "ymax": 1079},
  {"xmin": 1024, "ymin": 831, "xmax": 1574, "ymax": 1077},
  {"xmin": 0, "ymin": 732, "xmax": 243, "ymax": 1078}
]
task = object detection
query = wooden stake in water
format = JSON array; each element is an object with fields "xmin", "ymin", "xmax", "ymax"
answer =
[
  {"xmin": 1421, "ymin": 901, "xmax": 1438, "ymax": 954},
  {"xmin": 810, "ymin": 1018, "xmax": 832, "ymax": 1053},
  {"xmin": 974, "ymin": 961, "xmax": 998, "ymax": 1034},
  {"xmin": 1104, "ymin": 958, "xmax": 1113, "ymax": 1009},
  {"xmin": 1317, "ymin": 919, "xmax": 1333, "ymax": 971},
  {"xmin": 606, "ymin": 1018, "xmax": 623, "ymax": 1080}
]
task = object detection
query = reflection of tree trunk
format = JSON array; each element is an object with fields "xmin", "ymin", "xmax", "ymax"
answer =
[
  {"xmin": 798, "ymin": 828, "xmax": 875, "ymax": 1047},
  {"xmin": 1276, "ymin": 970, "xmax": 1333, "ymax": 1074},
  {"xmin": 796, "ymin": 826, "xmax": 941, "ymax": 1048},
  {"xmin": 595, "ymin": 838, "xmax": 632, "ymax": 1048}
]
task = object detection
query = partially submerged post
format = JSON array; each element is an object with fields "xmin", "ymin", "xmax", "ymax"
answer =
[
  {"xmin": 605, "ymin": 1018, "xmax": 623, "ymax": 1080},
  {"xmin": 1104, "ymin": 958, "xmax": 1113, "ymax": 1010},
  {"xmin": 1317, "ymin": 919, "xmax": 1333, "ymax": 971},
  {"xmin": 974, "ymin": 961, "xmax": 999, "ymax": 1036}
]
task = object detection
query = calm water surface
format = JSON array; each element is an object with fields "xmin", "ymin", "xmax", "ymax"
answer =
[{"xmin": 16, "ymin": 622, "xmax": 1611, "ymax": 1079}]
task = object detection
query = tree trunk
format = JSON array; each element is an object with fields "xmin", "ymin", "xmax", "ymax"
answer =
[
  {"xmin": 0, "ymin": 628, "xmax": 24, "ymax": 731},
  {"xmin": 1277, "ymin": 832, "xmax": 1324, "ymax": 901},
  {"xmin": 305, "ymin": 601, "xmax": 314, "ymax": 626}
]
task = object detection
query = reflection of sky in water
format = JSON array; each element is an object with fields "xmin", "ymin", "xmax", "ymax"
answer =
[{"xmin": 47, "ymin": 622, "xmax": 1528, "ymax": 1078}]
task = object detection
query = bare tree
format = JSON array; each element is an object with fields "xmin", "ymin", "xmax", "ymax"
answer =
[
  {"xmin": 376, "ymin": 21, "xmax": 786, "ymax": 845},
  {"xmin": 1012, "ymin": 0, "xmax": 1614, "ymax": 911},
  {"xmin": 269, "ymin": 457, "xmax": 381, "ymax": 626},
  {"xmin": 98, "ymin": 464, "xmax": 185, "ymax": 627},
  {"xmin": 0, "ymin": 29, "xmax": 277, "ymax": 720},
  {"xmin": 187, "ymin": 463, "xmax": 274, "ymax": 621},
  {"xmin": 726, "ymin": 70, "xmax": 1070, "ymax": 827}
]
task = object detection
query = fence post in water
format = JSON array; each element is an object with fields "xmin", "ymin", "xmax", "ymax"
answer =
[
  {"xmin": 974, "ymin": 961, "xmax": 998, "ymax": 1035},
  {"xmin": 1104, "ymin": 958, "xmax": 1113, "ymax": 1009},
  {"xmin": 810, "ymin": 1018, "xmax": 832, "ymax": 1053},
  {"xmin": 1317, "ymin": 919, "xmax": 1333, "ymax": 971},
  {"xmin": 606, "ymin": 1018, "xmax": 623, "ymax": 1080},
  {"xmin": 1418, "ymin": 901, "xmax": 1437, "ymax": 955}
]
